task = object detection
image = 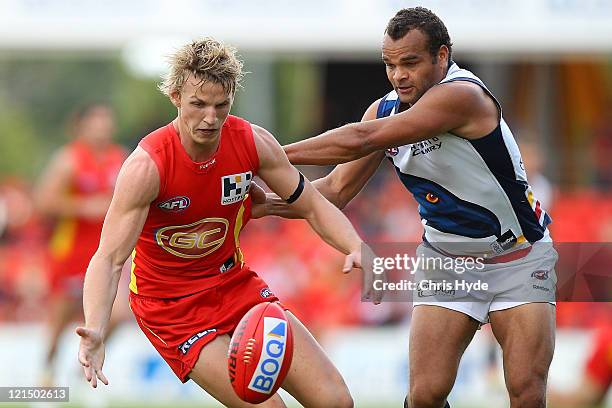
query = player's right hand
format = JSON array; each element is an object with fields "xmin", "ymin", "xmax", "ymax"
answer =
[{"xmin": 76, "ymin": 327, "xmax": 109, "ymax": 388}]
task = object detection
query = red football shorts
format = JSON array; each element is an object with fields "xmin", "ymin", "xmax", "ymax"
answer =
[{"xmin": 128, "ymin": 266, "xmax": 281, "ymax": 382}]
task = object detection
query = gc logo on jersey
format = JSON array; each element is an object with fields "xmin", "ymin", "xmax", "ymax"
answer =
[
  {"xmin": 248, "ymin": 317, "xmax": 288, "ymax": 394},
  {"xmin": 155, "ymin": 217, "xmax": 228, "ymax": 258},
  {"xmin": 222, "ymin": 171, "xmax": 252, "ymax": 205}
]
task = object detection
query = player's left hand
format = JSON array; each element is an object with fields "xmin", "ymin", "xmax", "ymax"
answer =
[
  {"xmin": 344, "ymin": 244, "xmax": 385, "ymax": 305},
  {"xmin": 250, "ymin": 183, "xmax": 303, "ymax": 220},
  {"xmin": 249, "ymin": 181, "xmax": 269, "ymax": 219},
  {"xmin": 249, "ymin": 181, "xmax": 267, "ymax": 205}
]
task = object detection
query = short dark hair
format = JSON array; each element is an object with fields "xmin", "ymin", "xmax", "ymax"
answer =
[{"xmin": 385, "ymin": 7, "xmax": 453, "ymax": 63}]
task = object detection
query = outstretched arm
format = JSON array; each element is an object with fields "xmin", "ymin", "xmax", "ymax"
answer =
[
  {"xmin": 284, "ymin": 81, "xmax": 498, "ymax": 165},
  {"xmin": 77, "ymin": 147, "xmax": 158, "ymax": 387},
  {"xmin": 253, "ymin": 125, "xmax": 383, "ymax": 303},
  {"xmin": 256, "ymin": 99, "xmax": 385, "ymax": 219},
  {"xmin": 253, "ymin": 124, "xmax": 362, "ymax": 258},
  {"xmin": 307, "ymin": 98, "xmax": 387, "ymax": 209}
]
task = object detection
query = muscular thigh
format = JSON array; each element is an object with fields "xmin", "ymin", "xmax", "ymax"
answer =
[
  {"xmin": 489, "ymin": 303, "xmax": 555, "ymax": 382},
  {"xmin": 409, "ymin": 305, "xmax": 480, "ymax": 388},
  {"xmin": 280, "ymin": 312, "xmax": 351, "ymax": 408},
  {"xmin": 189, "ymin": 334, "xmax": 286, "ymax": 408}
]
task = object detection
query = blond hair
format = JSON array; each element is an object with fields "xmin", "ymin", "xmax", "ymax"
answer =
[{"xmin": 159, "ymin": 37, "xmax": 244, "ymax": 97}]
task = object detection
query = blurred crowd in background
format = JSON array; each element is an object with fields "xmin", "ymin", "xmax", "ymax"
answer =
[
  {"xmin": 0, "ymin": 38, "xmax": 611, "ymax": 337},
  {"xmin": 0, "ymin": 94, "xmax": 610, "ymax": 332}
]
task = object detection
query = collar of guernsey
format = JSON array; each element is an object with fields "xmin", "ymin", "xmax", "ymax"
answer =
[
  {"xmin": 130, "ymin": 116, "xmax": 259, "ymax": 297},
  {"xmin": 379, "ymin": 62, "xmax": 552, "ymax": 258}
]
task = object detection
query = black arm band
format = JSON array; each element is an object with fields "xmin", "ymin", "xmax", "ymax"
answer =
[{"xmin": 285, "ymin": 172, "xmax": 305, "ymax": 204}]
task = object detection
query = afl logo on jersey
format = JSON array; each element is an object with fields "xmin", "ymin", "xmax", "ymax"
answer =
[
  {"xmin": 222, "ymin": 171, "xmax": 252, "ymax": 205},
  {"xmin": 155, "ymin": 217, "xmax": 228, "ymax": 258},
  {"xmin": 158, "ymin": 196, "xmax": 191, "ymax": 212},
  {"xmin": 385, "ymin": 147, "xmax": 399, "ymax": 157}
]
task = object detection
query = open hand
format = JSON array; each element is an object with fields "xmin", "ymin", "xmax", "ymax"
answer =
[
  {"xmin": 76, "ymin": 327, "xmax": 108, "ymax": 388},
  {"xmin": 343, "ymin": 245, "xmax": 385, "ymax": 305}
]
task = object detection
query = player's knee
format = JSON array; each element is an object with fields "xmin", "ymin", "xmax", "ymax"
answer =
[
  {"xmin": 333, "ymin": 391, "xmax": 354, "ymax": 408},
  {"xmin": 311, "ymin": 380, "xmax": 353, "ymax": 408},
  {"xmin": 409, "ymin": 382, "xmax": 450, "ymax": 408},
  {"xmin": 317, "ymin": 385, "xmax": 353, "ymax": 408},
  {"xmin": 508, "ymin": 389, "xmax": 546, "ymax": 408},
  {"xmin": 507, "ymin": 375, "xmax": 547, "ymax": 408}
]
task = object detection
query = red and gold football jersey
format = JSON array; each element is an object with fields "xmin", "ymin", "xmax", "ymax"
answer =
[
  {"xmin": 49, "ymin": 140, "xmax": 125, "ymax": 277},
  {"xmin": 131, "ymin": 115, "xmax": 259, "ymax": 298}
]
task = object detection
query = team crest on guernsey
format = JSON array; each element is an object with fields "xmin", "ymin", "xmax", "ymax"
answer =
[
  {"xmin": 221, "ymin": 171, "xmax": 252, "ymax": 205},
  {"xmin": 386, "ymin": 147, "xmax": 399, "ymax": 157}
]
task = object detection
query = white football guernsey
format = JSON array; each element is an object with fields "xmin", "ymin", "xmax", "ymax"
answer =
[{"xmin": 378, "ymin": 62, "xmax": 552, "ymax": 256}]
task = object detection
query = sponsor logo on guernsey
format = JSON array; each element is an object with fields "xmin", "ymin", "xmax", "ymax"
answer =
[
  {"xmin": 221, "ymin": 171, "xmax": 252, "ymax": 205},
  {"xmin": 178, "ymin": 328, "xmax": 217, "ymax": 354},
  {"xmin": 411, "ymin": 137, "xmax": 442, "ymax": 156},
  {"xmin": 220, "ymin": 257, "xmax": 235, "ymax": 273},
  {"xmin": 260, "ymin": 287, "xmax": 274, "ymax": 299},
  {"xmin": 417, "ymin": 288, "xmax": 456, "ymax": 298},
  {"xmin": 531, "ymin": 270, "xmax": 549, "ymax": 281},
  {"xmin": 155, "ymin": 217, "xmax": 228, "ymax": 258},
  {"xmin": 532, "ymin": 284, "xmax": 551, "ymax": 292},
  {"xmin": 199, "ymin": 158, "xmax": 216, "ymax": 171},
  {"xmin": 490, "ymin": 229, "xmax": 518, "ymax": 254},
  {"xmin": 158, "ymin": 196, "xmax": 191, "ymax": 212},
  {"xmin": 248, "ymin": 317, "xmax": 288, "ymax": 394}
]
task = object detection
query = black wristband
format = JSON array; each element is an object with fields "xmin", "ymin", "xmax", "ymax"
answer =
[{"xmin": 285, "ymin": 172, "xmax": 305, "ymax": 204}]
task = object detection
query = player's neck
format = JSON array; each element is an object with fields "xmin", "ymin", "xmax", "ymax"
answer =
[
  {"xmin": 399, "ymin": 102, "xmax": 411, "ymax": 112},
  {"xmin": 183, "ymin": 141, "xmax": 219, "ymax": 163},
  {"xmin": 173, "ymin": 120, "xmax": 219, "ymax": 163}
]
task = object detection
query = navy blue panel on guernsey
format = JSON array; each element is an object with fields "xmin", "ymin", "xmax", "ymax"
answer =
[
  {"xmin": 470, "ymin": 125, "xmax": 551, "ymax": 243},
  {"xmin": 376, "ymin": 92, "xmax": 401, "ymax": 119},
  {"xmin": 395, "ymin": 170, "xmax": 502, "ymax": 239}
]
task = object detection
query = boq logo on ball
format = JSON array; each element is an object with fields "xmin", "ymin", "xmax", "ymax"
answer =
[{"xmin": 228, "ymin": 302, "xmax": 293, "ymax": 404}]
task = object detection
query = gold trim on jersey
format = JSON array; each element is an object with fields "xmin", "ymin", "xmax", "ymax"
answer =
[
  {"xmin": 129, "ymin": 249, "xmax": 138, "ymax": 294},
  {"xmin": 233, "ymin": 194, "xmax": 249, "ymax": 267},
  {"xmin": 139, "ymin": 318, "xmax": 167, "ymax": 346}
]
